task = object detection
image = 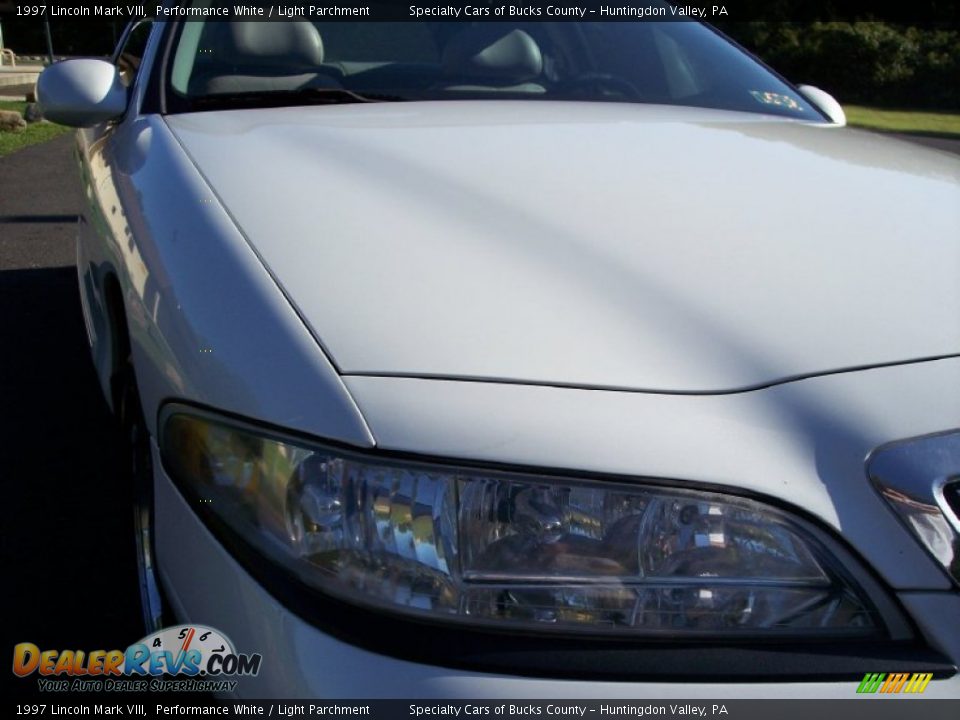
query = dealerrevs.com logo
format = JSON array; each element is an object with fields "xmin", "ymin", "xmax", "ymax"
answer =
[{"xmin": 12, "ymin": 625, "xmax": 262, "ymax": 693}]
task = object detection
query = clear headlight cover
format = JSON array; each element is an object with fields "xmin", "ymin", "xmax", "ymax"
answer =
[{"xmin": 161, "ymin": 411, "xmax": 882, "ymax": 637}]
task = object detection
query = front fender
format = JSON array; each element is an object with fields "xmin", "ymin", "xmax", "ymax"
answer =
[{"xmin": 86, "ymin": 112, "xmax": 374, "ymax": 448}]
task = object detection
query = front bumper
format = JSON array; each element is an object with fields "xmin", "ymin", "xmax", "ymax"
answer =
[{"xmin": 154, "ymin": 445, "xmax": 960, "ymax": 699}]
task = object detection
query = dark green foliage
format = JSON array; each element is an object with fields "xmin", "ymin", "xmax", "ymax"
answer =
[
  {"xmin": 718, "ymin": 21, "xmax": 960, "ymax": 109},
  {"xmin": 0, "ymin": 17, "xmax": 121, "ymax": 57}
]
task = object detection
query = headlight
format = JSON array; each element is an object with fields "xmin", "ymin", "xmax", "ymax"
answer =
[{"xmin": 161, "ymin": 409, "xmax": 886, "ymax": 638}]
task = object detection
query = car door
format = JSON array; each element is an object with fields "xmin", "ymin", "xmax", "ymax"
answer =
[{"xmin": 76, "ymin": 18, "xmax": 154, "ymax": 408}]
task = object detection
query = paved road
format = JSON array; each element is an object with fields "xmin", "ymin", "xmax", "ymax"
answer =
[
  {"xmin": 1, "ymin": 129, "xmax": 957, "ymax": 697},
  {"xmin": 1, "ymin": 135, "xmax": 142, "ymax": 698}
]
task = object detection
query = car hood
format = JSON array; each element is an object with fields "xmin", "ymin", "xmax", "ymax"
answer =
[{"xmin": 166, "ymin": 101, "xmax": 960, "ymax": 393}]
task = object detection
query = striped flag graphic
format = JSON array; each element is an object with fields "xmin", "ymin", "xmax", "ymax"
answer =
[{"xmin": 857, "ymin": 672, "xmax": 933, "ymax": 694}]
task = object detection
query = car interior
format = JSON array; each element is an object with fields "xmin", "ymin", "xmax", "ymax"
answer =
[
  {"xmin": 185, "ymin": 21, "xmax": 554, "ymax": 96},
  {"xmin": 170, "ymin": 19, "xmax": 818, "ymax": 120}
]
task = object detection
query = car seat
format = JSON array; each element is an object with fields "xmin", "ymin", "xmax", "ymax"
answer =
[
  {"xmin": 439, "ymin": 26, "xmax": 546, "ymax": 94},
  {"xmin": 189, "ymin": 21, "xmax": 340, "ymax": 95}
]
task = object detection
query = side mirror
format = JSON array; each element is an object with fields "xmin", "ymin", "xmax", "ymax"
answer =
[
  {"xmin": 797, "ymin": 85, "xmax": 846, "ymax": 126},
  {"xmin": 37, "ymin": 59, "xmax": 127, "ymax": 127}
]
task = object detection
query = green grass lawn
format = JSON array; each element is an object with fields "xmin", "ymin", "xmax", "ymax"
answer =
[
  {"xmin": 844, "ymin": 105, "xmax": 960, "ymax": 139},
  {"xmin": 0, "ymin": 100, "xmax": 70, "ymax": 157}
]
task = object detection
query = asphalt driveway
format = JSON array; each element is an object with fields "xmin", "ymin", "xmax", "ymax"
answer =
[{"xmin": 1, "ymin": 134, "xmax": 143, "ymax": 697}]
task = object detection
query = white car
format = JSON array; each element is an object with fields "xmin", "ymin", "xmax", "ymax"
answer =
[{"xmin": 38, "ymin": 7, "xmax": 960, "ymax": 699}]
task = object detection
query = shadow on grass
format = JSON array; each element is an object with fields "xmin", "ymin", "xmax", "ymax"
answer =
[{"xmin": 0, "ymin": 123, "xmax": 71, "ymax": 158}]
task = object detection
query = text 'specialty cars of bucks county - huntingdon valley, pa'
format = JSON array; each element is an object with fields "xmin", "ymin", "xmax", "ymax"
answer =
[{"xmin": 36, "ymin": 2, "xmax": 960, "ymax": 699}]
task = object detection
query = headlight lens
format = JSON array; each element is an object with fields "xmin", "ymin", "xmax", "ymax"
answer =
[{"xmin": 162, "ymin": 411, "xmax": 882, "ymax": 637}]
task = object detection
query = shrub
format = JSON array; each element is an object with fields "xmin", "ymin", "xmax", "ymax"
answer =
[{"xmin": 719, "ymin": 22, "xmax": 960, "ymax": 110}]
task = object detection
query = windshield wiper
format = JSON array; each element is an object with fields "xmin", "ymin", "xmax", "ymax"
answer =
[{"xmin": 189, "ymin": 87, "xmax": 409, "ymax": 111}]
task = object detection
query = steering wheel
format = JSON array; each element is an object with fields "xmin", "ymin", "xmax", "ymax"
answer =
[{"xmin": 563, "ymin": 73, "xmax": 644, "ymax": 101}]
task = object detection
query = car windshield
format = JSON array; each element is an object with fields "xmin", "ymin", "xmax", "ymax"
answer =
[{"xmin": 166, "ymin": 4, "xmax": 821, "ymax": 120}]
